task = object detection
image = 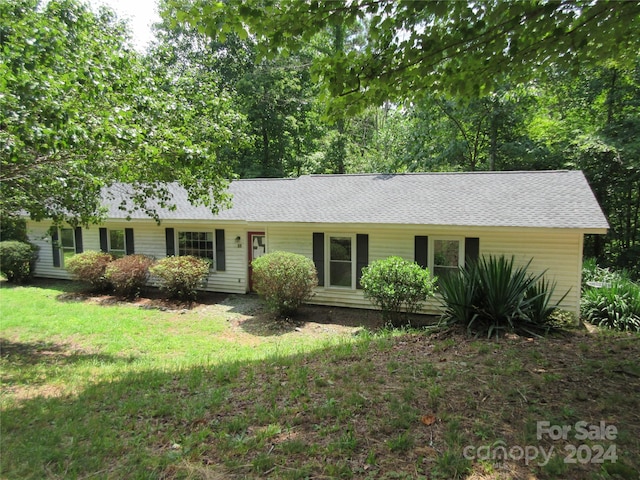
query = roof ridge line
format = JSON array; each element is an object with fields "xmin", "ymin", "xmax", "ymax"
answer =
[{"xmin": 305, "ymin": 170, "xmax": 571, "ymax": 178}]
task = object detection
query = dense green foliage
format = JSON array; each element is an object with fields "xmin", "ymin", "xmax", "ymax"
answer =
[
  {"xmin": 581, "ymin": 258, "xmax": 624, "ymax": 292},
  {"xmin": 65, "ymin": 251, "xmax": 114, "ymax": 292},
  {"xmin": 582, "ymin": 281, "xmax": 640, "ymax": 333},
  {"xmin": 251, "ymin": 251, "xmax": 318, "ymax": 317},
  {"xmin": 151, "ymin": 0, "xmax": 323, "ymax": 179},
  {"xmin": 0, "ymin": 217, "xmax": 27, "ymax": 242},
  {"xmin": 360, "ymin": 257, "xmax": 436, "ymax": 327},
  {"xmin": 439, "ymin": 256, "xmax": 565, "ymax": 337},
  {"xmin": 179, "ymin": 0, "xmax": 639, "ymax": 110},
  {"xmin": 104, "ymin": 255, "xmax": 154, "ymax": 298},
  {"xmin": 0, "ymin": 240, "xmax": 38, "ymax": 283},
  {"xmin": 1, "ymin": 0, "xmax": 237, "ymax": 224},
  {"xmin": 149, "ymin": 255, "xmax": 210, "ymax": 301},
  {"xmin": 581, "ymin": 259, "xmax": 640, "ymax": 332}
]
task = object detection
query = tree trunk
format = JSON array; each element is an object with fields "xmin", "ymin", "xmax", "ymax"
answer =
[
  {"xmin": 606, "ymin": 68, "xmax": 618, "ymax": 125},
  {"xmin": 332, "ymin": 22, "xmax": 346, "ymax": 174}
]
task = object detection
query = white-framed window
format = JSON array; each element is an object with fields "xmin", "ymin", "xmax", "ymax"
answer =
[
  {"xmin": 109, "ymin": 229, "xmax": 126, "ymax": 258},
  {"xmin": 178, "ymin": 231, "xmax": 214, "ymax": 262},
  {"xmin": 328, "ymin": 234, "xmax": 355, "ymax": 288},
  {"xmin": 59, "ymin": 228, "xmax": 76, "ymax": 267},
  {"xmin": 431, "ymin": 237, "xmax": 463, "ymax": 279}
]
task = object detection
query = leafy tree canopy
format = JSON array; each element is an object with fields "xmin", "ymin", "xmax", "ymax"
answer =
[
  {"xmin": 175, "ymin": 0, "xmax": 640, "ymax": 112},
  {"xmin": 1, "ymin": 0, "xmax": 239, "ymax": 225}
]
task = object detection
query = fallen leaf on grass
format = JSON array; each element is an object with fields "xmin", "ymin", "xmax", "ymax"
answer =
[{"xmin": 420, "ymin": 414, "xmax": 436, "ymax": 426}]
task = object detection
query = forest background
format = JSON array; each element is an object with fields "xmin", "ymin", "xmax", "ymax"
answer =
[{"xmin": 1, "ymin": 0, "xmax": 638, "ymax": 277}]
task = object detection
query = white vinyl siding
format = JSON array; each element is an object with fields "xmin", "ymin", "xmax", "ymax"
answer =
[
  {"xmin": 24, "ymin": 223, "xmax": 71, "ymax": 279},
  {"xmin": 26, "ymin": 219, "xmax": 586, "ymax": 316},
  {"xmin": 266, "ymin": 223, "xmax": 584, "ymax": 316},
  {"xmin": 26, "ymin": 220, "xmax": 248, "ymax": 293}
]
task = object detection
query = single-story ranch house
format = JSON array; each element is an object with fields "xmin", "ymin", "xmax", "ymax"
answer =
[{"xmin": 25, "ymin": 170, "xmax": 608, "ymax": 316}]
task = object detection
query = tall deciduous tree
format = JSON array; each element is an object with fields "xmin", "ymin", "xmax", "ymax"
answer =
[
  {"xmin": 1, "ymin": 0, "xmax": 238, "ymax": 225},
  {"xmin": 154, "ymin": 0, "xmax": 325, "ymax": 179},
  {"xmin": 175, "ymin": 0, "xmax": 640, "ymax": 112}
]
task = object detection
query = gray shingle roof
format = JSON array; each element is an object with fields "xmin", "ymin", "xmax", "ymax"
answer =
[{"xmin": 106, "ymin": 170, "xmax": 609, "ymax": 230}]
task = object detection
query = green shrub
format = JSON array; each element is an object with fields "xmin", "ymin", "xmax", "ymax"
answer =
[
  {"xmin": 149, "ymin": 255, "xmax": 210, "ymax": 301},
  {"xmin": 104, "ymin": 255, "xmax": 154, "ymax": 298},
  {"xmin": 581, "ymin": 279, "xmax": 640, "ymax": 332},
  {"xmin": 581, "ymin": 258, "xmax": 621, "ymax": 292},
  {"xmin": 65, "ymin": 251, "xmax": 114, "ymax": 291},
  {"xmin": 439, "ymin": 255, "xmax": 565, "ymax": 337},
  {"xmin": 360, "ymin": 256, "xmax": 436, "ymax": 327},
  {"xmin": 525, "ymin": 277, "xmax": 568, "ymax": 326},
  {"xmin": 0, "ymin": 217, "xmax": 28, "ymax": 242},
  {"xmin": 0, "ymin": 241, "xmax": 38, "ymax": 283},
  {"xmin": 615, "ymin": 245, "xmax": 640, "ymax": 281},
  {"xmin": 251, "ymin": 251, "xmax": 318, "ymax": 317}
]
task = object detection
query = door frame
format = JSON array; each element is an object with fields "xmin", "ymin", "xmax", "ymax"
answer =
[{"xmin": 247, "ymin": 231, "xmax": 266, "ymax": 292}]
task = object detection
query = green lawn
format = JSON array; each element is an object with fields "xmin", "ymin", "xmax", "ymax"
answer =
[
  {"xmin": 0, "ymin": 281, "xmax": 355, "ymax": 404},
  {"xmin": 1, "ymin": 281, "xmax": 639, "ymax": 479}
]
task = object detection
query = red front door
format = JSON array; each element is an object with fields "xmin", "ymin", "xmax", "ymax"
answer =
[{"xmin": 248, "ymin": 232, "xmax": 266, "ymax": 291}]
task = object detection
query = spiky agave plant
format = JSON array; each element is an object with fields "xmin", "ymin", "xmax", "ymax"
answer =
[
  {"xmin": 439, "ymin": 255, "xmax": 567, "ymax": 337},
  {"xmin": 523, "ymin": 277, "xmax": 568, "ymax": 335}
]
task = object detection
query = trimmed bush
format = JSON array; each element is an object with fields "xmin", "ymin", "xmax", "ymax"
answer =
[
  {"xmin": 65, "ymin": 251, "xmax": 114, "ymax": 291},
  {"xmin": 104, "ymin": 255, "xmax": 154, "ymax": 298},
  {"xmin": 149, "ymin": 255, "xmax": 210, "ymax": 301},
  {"xmin": 251, "ymin": 251, "xmax": 318, "ymax": 317},
  {"xmin": 0, "ymin": 241, "xmax": 38, "ymax": 283},
  {"xmin": 360, "ymin": 256, "xmax": 436, "ymax": 327},
  {"xmin": 582, "ymin": 279, "xmax": 640, "ymax": 332},
  {"xmin": 439, "ymin": 255, "xmax": 565, "ymax": 337}
]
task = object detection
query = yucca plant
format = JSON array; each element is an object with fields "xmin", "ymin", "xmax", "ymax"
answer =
[
  {"xmin": 524, "ymin": 278, "xmax": 568, "ymax": 333},
  {"xmin": 439, "ymin": 255, "xmax": 566, "ymax": 337},
  {"xmin": 438, "ymin": 262, "xmax": 480, "ymax": 328},
  {"xmin": 475, "ymin": 256, "xmax": 539, "ymax": 332}
]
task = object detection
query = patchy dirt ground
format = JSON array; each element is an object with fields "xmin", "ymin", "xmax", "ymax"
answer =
[
  {"xmin": 55, "ymin": 286, "xmax": 397, "ymax": 336},
  {"xmin": 3, "ymin": 280, "xmax": 640, "ymax": 479}
]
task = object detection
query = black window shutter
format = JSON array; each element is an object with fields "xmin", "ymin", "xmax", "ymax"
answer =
[
  {"xmin": 51, "ymin": 229, "xmax": 60, "ymax": 268},
  {"xmin": 125, "ymin": 228, "xmax": 135, "ymax": 255},
  {"xmin": 415, "ymin": 236, "xmax": 428, "ymax": 269},
  {"xmin": 215, "ymin": 229, "xmax": 225, "ymax": 271},
  {"xmin": 99, "ymin": 228, "xmax": 108, "ymax": 252},
  {"xmin": 356, "ymin": 234, "xmax": 369, "ymax": 289},
  {"xmin": 74, "ymin": 227, "xmax": 83, "ymax": 253},
  {"xmin": 313, "ymin": 232, "xmax": 324, "ymax": 286},
  {"xmin": 465, "ymin": 237, "xmax": 480, "ymax": 266},
  {"xmin": 165, "ymin": 228, "xmax": 175, "ymax": 256}
]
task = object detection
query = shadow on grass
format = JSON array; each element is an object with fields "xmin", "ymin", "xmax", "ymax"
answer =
[
  {"xmin": 0, "ymin": 340, "xmax": 378, "ymax": 479},
  {"xmin": 0, "ymin": 338, "xmax": 134, "ymax": 366},
  {"xmin": 1, "ymin": 331, "xmax": 640, "ymax": 480},
  {"xmin": 0, "ymin": 338, "xmax": 137, "ymax": 388}
]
